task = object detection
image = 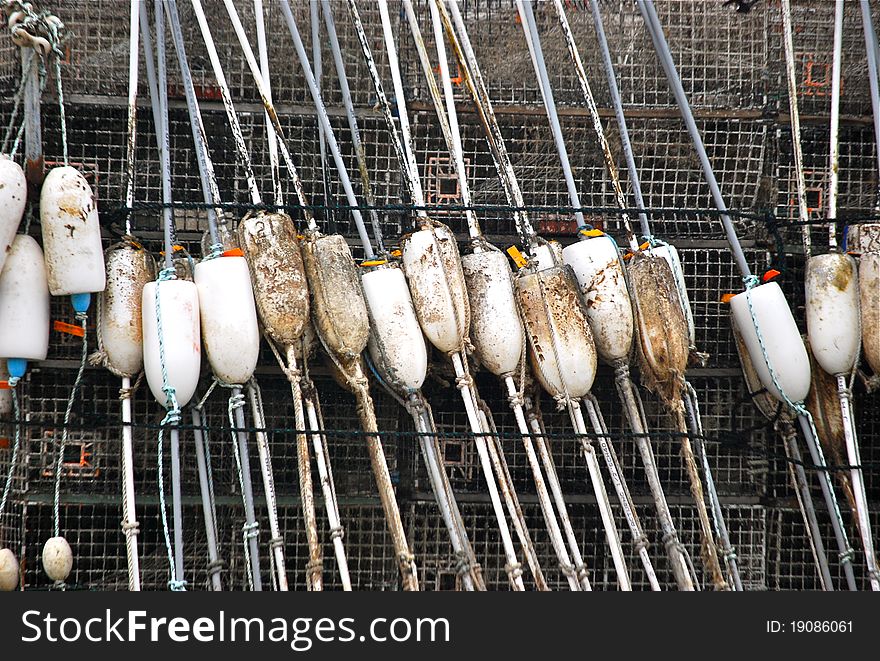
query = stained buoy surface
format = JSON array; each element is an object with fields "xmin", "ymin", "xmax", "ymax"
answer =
[
  {"xmin": 364, "ymin": 264, "xmax": 428, "ymax": 392},
  {"xmin": 402, "ymin": 224, "xmax": 469, "ymax": 354},
  {"xmin": 194, "ymin": 255, "xmax": 260, "ymax": 385},
  {"xmin": 39, "ymin": 166, "xmax": 106, "ymax": 297},
  {"xmin": 0, "ymin": 235, "xmax": 50, "ymax": 362},
  {"xmin": 41, "ymin": 536, "xmax": 73, "ymax": 582},
  {"xmin": 99, "ymin": 245, "xmax": 153, "ymax": 376},
  {"xmin": 859, "ymin": 252, "xmax": 880, "ymax": 375},
  {"xmin": 0, "ymin": 157, "xmax": 27, "ymax": 276},
  {"xmin": 0, "ymin": 547, "xmax": 19, "ymax": 591},
  {"xmin": 805, "ymin": 252, "xmax": 860, "ymax": 376},
  {"xmin": 647, "ymin": 243, "xmax": 695, "ymax": 346},
  {"xmin": 563, "ymin": 235, "xmax": 633, "ymax": 363},
  {"xmin": 462, "ymin": 247, "xmax": 523, "ymax": 377},
  {"xmin": 237, "ymin": 212, "xmax": 310, "ymax": 348},
  {"xmin": 730, "ymin": 281, "xmax": 811, "ymax": 404},
  {"xmin": 142, "ymin": 279, "xmax": 201, "ymax": 408}
]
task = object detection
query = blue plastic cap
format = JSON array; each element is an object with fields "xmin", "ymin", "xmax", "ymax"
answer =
[
  {"xmin": 7, "ymin": 358, "xmax": 27, "ymax": 379},
  {"xmin": 71, "ymin": 292, "xmax": 92, "ymax": 314}
]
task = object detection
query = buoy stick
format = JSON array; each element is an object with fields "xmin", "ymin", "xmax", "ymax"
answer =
[
  {"xmin": 191, "ymin": 408, "xmax": 223, "ymax": 591},
  {"xmin": 861, "ymin": 0, "xmax": 880, "ymax": 196},
  {"xmin": 231, "ymin": 387, "xmax": 263, "ymax": 590}
]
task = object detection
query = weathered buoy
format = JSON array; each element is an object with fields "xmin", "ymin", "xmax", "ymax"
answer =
[
  {"xmin": 142, "ymin": 279, "xmax": 201, "ymax": 408},
  {"xmin": 516, "ymin": 265, "xmax": 597, "ymax": 399},
  {"xmin": 0, "ymin": 157, "xmax": 27, "ymax": 276},
  {"xmin": 805, "ymin": 252, "xmax": 861, "ymax": 377},
  {"xmin": 462, "ymin": 245, "xmax": 523, "ymax": 377},
  {"xmin": 301, "ymin": 234, "xmax": 370, "ymax": 363},
  {"xmin": 628, "ymin": 252, "xmax": 690, "ymax": 404},
  {"xmin": 402, "ymin": 224, "xmax": 469, "ymax": 354},
  {"xmin": 731, "ymin": 318, "xmax": 789, "ymax": 423},
  {"xmin": 0, "ymin": 547, "xmax": 19, "ymax": 591},
  {"xmin": 194, "ymin": 254, "xmax": 260, "ymax": 385},
  {"xmin": 237, "ymin": 211, "xmax": 310, "ymax": 348},
  {"xmin": 563, "ymin": 234, "xmax": 634, "ymax": 363},
  {"xmin": 647, "ymin": 243, "xmax": 695, "ymax": 346},
  {"xmin": 0, "ymin": 235, "xmax": 50, "ymax": 378},
  {"xmin": 39, "ymin": 166, "xmax": 106, "ymax": 301},
  {"xmin": 730, "ymin": 281, "xmax": 811, "ymax": 404},
  {"xmin": 363, "ymin": 263, "xmax": 428, "ymax": 392},
  {"xmin": 859, "ymin": 251, "xmax": 880, "ymax": 375},
  {"xmin": 41, "ymin": 536, "xmax": 73, "ymax": 583},
  {"xmin": 98, "ymin": 245, "xmax": 154, "ymax": 377}
]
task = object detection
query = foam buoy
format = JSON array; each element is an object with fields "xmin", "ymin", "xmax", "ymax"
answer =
[
  {"xmin": 0, "ymin": 235, "xmax": 50, "ymax": 378},
  {"xmin": 730, "ymin": 281, "xmax": 811, "ymax": 404},
  {"xmin": 194, "ymin": 255, "xmax": 260, "ymax": 385},
  {"xmin": 39, "ymin": 166, "xmax": 106, "ymax": 299},
  {"xmin": 731, "ymin": 317, "xmax": 789, "ymax": 423},
  {"xmin": 563, "ymin": 234, "xmax": 633, "ymax": 363},
  {"xmin": 859, "ymin": 252, "xmax": 880, "ymax": 375},
  {"xmin": 805, "ymin": 252, "xmax": 861, "ymax": 376},
  {"xmin": 462, "ymin": 245, "xmax": 523, "ymax": 377},
  {"xmin": 41, "ymin": 536, "xmax": 73, "ymax": 583},
  {"xmin": 402, "ymin": 224, "xmax": 469, "ymax": 354},
  {"xmin": 647, "ymin": 243, "xmax": 695, "ymax": 346},
  {"xmin": 516, "ymin": 265, "xmax": 597, "ymax": 399},
  {"xmin": 363, "ymin": 264, "xmax": 428, "ymax": 392},
  {"xmin": 142, "ymin": 279, "xmax": 201, "ymax": 408},
  {"xmin": 99, "ymin": 245, "xmax": 154, "ymax": 376},
  {"xmin": 0, "ymin": 157, "xmax": 27, "ymax": 276},
  {"xmin": 0, "ymin": 547, "xmax": 19, "ymax": 591},
  {"xmin": 301, "ymin": 234, "xmax": 370, "ymax": 362},
  {"xmin": 237, "ymin": 211, "xmax": 310, "ymax": 348}
]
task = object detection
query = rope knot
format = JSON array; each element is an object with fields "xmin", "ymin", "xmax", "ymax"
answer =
[
  {"xmin": 168, "ymin": 579, "xmax": 187, "ymax": 592},
  {"xmin": 242, "ymin": 521, "xmax": 259, "ymax": 541},
  {"xmin": 552, "ymin": 393, "xmax": 568, "ymax": 412},
  {"xmin": 503, "ymin": 561, "xmax": 523, "ymax": 581},
  {"xmin": 329, "ymin": 525, "xmax": 345, "ymax": 542}
]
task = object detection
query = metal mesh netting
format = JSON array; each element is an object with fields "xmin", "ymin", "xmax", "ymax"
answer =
[{"xmin": 1, "ymin": 0, "xmax": 879, "ymax": 591}]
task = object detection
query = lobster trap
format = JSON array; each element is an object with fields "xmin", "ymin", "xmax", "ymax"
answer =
[{"xmin": 1, "ymin": 0, "xmax": 879, "ymax": 591}]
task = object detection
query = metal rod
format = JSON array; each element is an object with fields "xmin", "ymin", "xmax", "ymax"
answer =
[
  {"xmin": 191, "ymin": 408, "xmax": 223, "ymax": 591},
  {"xmin": 321, "ymin": 1, "xmax": 386, "ymax": 253},
  {"xmin": 861, "ymin": 0, "xmax": 880, "ymax": 204},
  {"xmin": 584, "ymin": 0, "xmax": 650, "ymax": 237},
  {"xmin": 780, "ymin": 0, "xmax": 812, "ymax": 256},
  {"xmin": 582, "ymin": 396, "xmax": 659, "ymax": 590},
  {"xmin": 311, "ymin": 0, "xmax": 330, "ymax": 212},
  {"xmin": 827, "ymin": 0, "xmax": 844, "ymax": 248},
  {"xmin": 247, "ymin": 379, "xmax": 288, "ymax": 591},
  {"xmin": 232, "ymin": 387, "xmax": 263, "ymax": 591},
  {"xmin": 636, "ymin": 0, "xmax": 752, "ymax": 280},
  {"xmin": 162, "ymin": 0, "xmax": 222, "ymax": 248},
  {"xmin": 122, "ymin": 0, "xmax": 139, "ymax": 237},
  {"xmin": 836, "ymin": 375, "xmax": 880, "ymax": 590},
  {"xmin": 782, "ymin": 424, "xmax": 834, "ymax": 591},
  {"xmin": 169, "ymin": 426, "xmax": 185, "ymax": 588},
  {"xmin": 277, "ymin": 0, "xmax": 375, "ymax": 257},
  {"xmin": 21, "ymin": 36, "xmax": 42, "ymax": 185},
  {"xmin": 797, "ymin": 413, "xmax": 858, "ymax": 590},
  {"xmin": 254, "ymin": 0, "xmax": 281, "ymax": 205},
  {"xmin": 684, "ymin": 383, "xmax": 743, "ymax": 590},
  {"xmin": 120, "ymin": 376, "xmax": 140, "ymax": 591}
]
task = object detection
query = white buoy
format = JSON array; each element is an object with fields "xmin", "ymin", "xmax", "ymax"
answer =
[
  {"xmin": 237, "ymin": 211, "xmax": 310, "ymax": 348},
  {"xmin": 859, "ymin": 251, "xmax": 880, "ymax": 375},
  {"xmin": 363, "ymin": 264, "xmax": 428, "ymax": 392},
  {"xmin": 142, "ymin": 279, "xmax": 201, "ymax": 408},
  {"xmin": 0, "ymin": 547, "xmax": 19, "ymax": 591},
  {"xmin": 402, "ymin": 224, "xmax": 469, "ymax": 354},
  {"xmin": 562, "ymin": 234, "xmax": 633, "ymax": 363},
  {"xmin": 516, "ymin": 265, "xmax": 597, "ymax": 399},
  {"xmin": 301, "ymin": 234, "xmax": 370, "ymax": 362},
  {"xmin": 194, "ymin": 254, "xmax": 260, "ymax": 385},
  {"xmin": 730, "ymin": 281, "xmax": 811, "ymax": 404},
  {"xmin": 805, "ymin": 252, "xmax": 861, "ymax": 376},
  {"xmin": 99, "ymin": 245, "xmax": 154, "ymax": 377},
  {"xmin": 41, "ymin": 535, "xmax": 73, "ymax": 583},
  {"xmin": 647, "ymin": 243, "xmax": 695, "ymax": 346},
  {"xmin": 0, "ymin": 235, "xmax": 50, "ymax": 379},
  {"xmin": 39, "ymin": 166, "xmax": 106, "ymax": 298},
  {"xmin": 0, "ymin": 157, "xmax": 27, "ymax": 276},
  {"xmin": 461, "ymin": 247, "xmax": 523, "ymax": 377}
]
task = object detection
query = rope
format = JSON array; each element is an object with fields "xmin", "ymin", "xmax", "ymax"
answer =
[{"xmin": 52, "ymin": 313, "xmax": 88, "ymax": 538}]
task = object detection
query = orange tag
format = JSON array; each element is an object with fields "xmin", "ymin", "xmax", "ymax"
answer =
[
  {"xmin": 0, "ymin": 381, "xmax": 10, "ymax": 389},
  {"xmin": 721, "ymin": 293, "xmax": 736, "ymax": 304},
  {"xmin": 762, "ymin": 269, "xmax": 781, "ymax": 282},
  {"xmin": 54, "ymin": 320, "xmax": 85, "ymax": 337},
  {"xmin": 223, "ymin": 248, "xmax": 244, "ymax": 257},
  {"xmin": 360, "ymin": 259, "xmax": 387, "ymax": 268},
  {"xmin": 506, "ymin": 246, "xmax": 528, "ymax": 268},
  {"xmin": 580, "ymin": 229, "xmax": 605, "ymax": 238},
  {"xmin": 0, "ymin": 438, "xmax": 9, "ymax": 450}
]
